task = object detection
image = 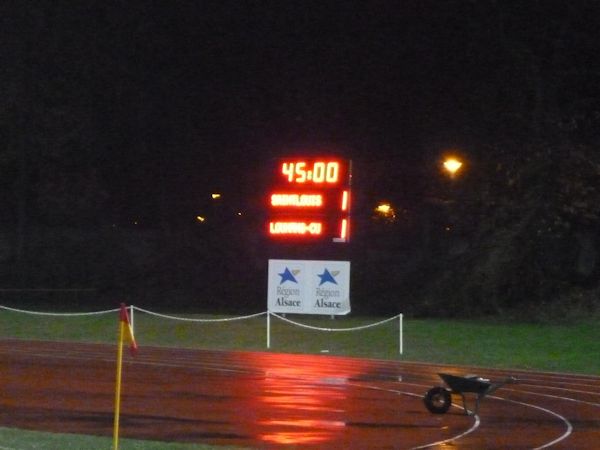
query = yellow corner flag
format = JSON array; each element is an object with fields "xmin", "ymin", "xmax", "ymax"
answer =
[
  {"xmin": 113, "ymin": 303, "xmax": 138, "ymax": 450},
  {"xmin": 120, "ymin": 303, "xmax": 138, "ymax": 356}
]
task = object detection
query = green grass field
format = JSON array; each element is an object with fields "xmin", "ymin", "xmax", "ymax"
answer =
[
  {"xmin": 1, "ymin": 308, "xmax": 598, "ymax": 374},
  {"xmin": 0, "ymin": 306, "xmax": 598, "ymax": 448},
  {"xmin": 0, "ymin": 427, "xmax": 243, "ymax": 450}
]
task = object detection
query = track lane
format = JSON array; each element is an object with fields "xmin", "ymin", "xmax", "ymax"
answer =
[{"xmin": 0, "ymin": 339, "xmax": 598, "ymax": 449}]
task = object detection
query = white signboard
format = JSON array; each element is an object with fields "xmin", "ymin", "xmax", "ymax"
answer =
[{"xmin": 268, "ymin": 259, "xmax": 351, "ymax": 315}]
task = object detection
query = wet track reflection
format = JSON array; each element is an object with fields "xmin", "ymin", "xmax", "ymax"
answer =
[
  {"xmin": 0, "ymin": 340, "xmax": 598, "ymax": 449},
  {"xmin": 256, "ymin": 357, "xmax": 351, "ymax": 445}
]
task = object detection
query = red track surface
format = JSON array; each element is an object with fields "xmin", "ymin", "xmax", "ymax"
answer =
[{"xmin": 1, "ymin": 339, "xmax": 599, "ymax": 448}]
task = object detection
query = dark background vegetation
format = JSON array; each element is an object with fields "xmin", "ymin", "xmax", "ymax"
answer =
[{"xmin": 2, "ymin": 1, "xmax": 600, "ymax": 320}]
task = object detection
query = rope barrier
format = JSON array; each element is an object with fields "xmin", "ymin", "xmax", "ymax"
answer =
[
  {"xmin": 0, "ymin": 304, "xmax": 403, "ymax": 354},
  {"xmin": 0, "ymin": 304, "xmax": 119, "ymax": 317},
  {"xmin": 270, "ymin": 312, "xmax": 401, "ymax": 332},
  {"xmin": 132, "ymin": 306, "xmax": 267, "ymax": 323}
]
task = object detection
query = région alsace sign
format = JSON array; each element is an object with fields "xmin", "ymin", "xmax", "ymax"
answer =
[
  {"xmin": 267, "ymin": 259, "xmax": 351, "ymax": 315},
  {"xmin": 267, "ymin": 158, "xmax": 352, "ymax": 242}
]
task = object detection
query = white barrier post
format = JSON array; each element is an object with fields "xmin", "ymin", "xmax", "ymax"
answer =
[
  {"xmin": 267, "ymin": 311, "xmax": 271, "ymax": 349},
  {"xmin": 399, "ymin": 313, "xmax": 403, "ymax": 355}
]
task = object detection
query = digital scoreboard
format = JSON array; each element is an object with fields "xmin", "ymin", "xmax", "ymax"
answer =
[{"xmin": 267, "ymin": 158, "xmax": 352, "ymax": 242}]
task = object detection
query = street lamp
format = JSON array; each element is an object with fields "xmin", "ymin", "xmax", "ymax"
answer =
[
  {"xmin": 443, "ymin": 157, "xmax": 463, "ymax": 178},
  {"xmin": 375, "ymin": 203, "xmax": 393, "ymax": 215},
  {"xmin": 374, "ymin": 202, "xmax": 396, "ymax": 222}
]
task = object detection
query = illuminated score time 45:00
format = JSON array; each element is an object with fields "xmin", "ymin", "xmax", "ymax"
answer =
[
  {"xmin": 281, "ymin": 161, "xmax": 340, "ymax": 184},
  {"xmin": 268, "ymin": 158, "xmax": 351, "ymax": 242}
]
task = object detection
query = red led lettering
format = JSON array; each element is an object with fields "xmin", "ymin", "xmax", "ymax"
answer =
[{"xmin": 269, "ymin": 221, "xmax": 323, "ymax": 235}]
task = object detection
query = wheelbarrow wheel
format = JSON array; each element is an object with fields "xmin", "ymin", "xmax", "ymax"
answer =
[{"xmin": 424, "ymin": 386, "xmax": 452, "ymax": 414}]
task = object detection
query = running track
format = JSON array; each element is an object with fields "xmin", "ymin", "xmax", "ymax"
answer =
[{"xmin": 1, "ymin": 340, "xmax": 599, "ymax": 448}]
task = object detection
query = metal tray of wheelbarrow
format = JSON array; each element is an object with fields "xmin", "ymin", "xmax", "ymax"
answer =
[
  {"xmin": 423, "ymin": 372, "xmax": 516, "ymax": 415},
  {"xmin": 440, "ymin": 373, "xmax": 492, "ymax": 394}
]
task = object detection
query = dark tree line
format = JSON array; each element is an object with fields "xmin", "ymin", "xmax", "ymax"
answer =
[{"xmin": 1, "ymin": 2, "xmax": 600, "ymax": 318}]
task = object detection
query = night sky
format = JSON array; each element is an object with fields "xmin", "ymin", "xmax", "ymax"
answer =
[
  {"xmin": 3, "ymin": 1, "xmax": 600, "ymax": 232},
  {"xmin": 3, "ymin": 1, "xmax": 600, "ymax": 312}
]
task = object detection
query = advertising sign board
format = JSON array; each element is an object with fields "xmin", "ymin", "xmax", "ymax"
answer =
[{"xmin": 267, "ymin": 259, "xmax": 351, "ymax": 315}]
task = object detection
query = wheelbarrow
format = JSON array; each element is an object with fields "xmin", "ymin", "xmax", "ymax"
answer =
[{"xmin": 423, "ymin": 373, "xmax": 517, "ymax": 415}]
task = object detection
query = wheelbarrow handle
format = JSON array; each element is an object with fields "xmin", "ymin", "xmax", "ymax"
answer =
[{"xmin": 486, "ymin": 376, "xmax": 518, "ymax": 395}]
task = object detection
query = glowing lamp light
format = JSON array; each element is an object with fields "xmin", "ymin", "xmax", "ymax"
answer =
[
  {"xmin": 374, "ymin": 202, "xmax": 396, "ymax": 223},
  {"xmin": 443, "ymin": 158, "xmax": 463, "ymax": 176},
  {"xmin": 211, "ymin": 193, "xmax": 221, "ymax": 199},
  {"xmin": 375, "ymin": 203, "xmax": 395, "ymax": 217},
  {"xmin": 196, "ymin": 215, "xmax": 206, "ymax": 222},
  {"xmin": 375, "ymin": 203, "xmax": 392, "ymax": 215}
]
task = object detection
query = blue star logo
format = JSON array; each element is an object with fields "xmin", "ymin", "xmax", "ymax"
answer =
[
  {"xmin": 317, "ymin": 268, "xmax": 338, "ymax": 286},
  {"xmin": 278, "ymin": 267, "xmax": 299, "ymax": 284}
]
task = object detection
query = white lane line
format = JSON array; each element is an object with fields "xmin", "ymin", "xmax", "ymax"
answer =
[
  {"xmin": 508, "ymin": 384, "xmax": 600, "ymax": 399},
  {"xmin": 411, "ymin": 414, "xmax": 480, "ymax": 450},
  {"xmin": 1, "ymin": 349, "xmax": 256, "ymax": 375},
  {"xmin": 349, "ymin": 382, "xmax": 481, "ymax": 449},
  {"xmin": 0, "ymin": 347, "xmax": 582, "ymax": 449},
  {"xmin": 503, "ymin": 388, "xmax": 600, "ymax": 407},
  {"xmin": 359, "ymin": 380, "xmax": 574, "ymax": 449},
  {"xmin": 489, "ymin": 395, "xmax": 573, "ymax": 449}
]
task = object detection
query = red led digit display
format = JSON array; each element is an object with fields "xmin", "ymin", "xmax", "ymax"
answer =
[
  {"xmin": 268, "ymin": 157, "xmax": 352, "ymax": 242},
  {"xmin": 280, "ymin": 160, "xmax": 343, "ymax": 184}
]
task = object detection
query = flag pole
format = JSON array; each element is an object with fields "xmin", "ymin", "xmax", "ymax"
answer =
[{"xmin": 113, "ymin": 307, "xmax": 126, "ymax": 450}]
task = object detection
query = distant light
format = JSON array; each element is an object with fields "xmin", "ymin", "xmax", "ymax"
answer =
[
  {"xmin": 211, "ymin": 193, "xmax": 221, "ymax": 199},
  {"xmin": 443, "ymin": 158, "xmax": 463, "ymax": 176},
  {"xmin": 237, "ymin": 212, "xmax": 243, "ymax": 216},
  {"xmin": 375, "ymin": 203, "xmax": 393, "ymax": 215},
  {"xmin": 374, "ymin": 202, "xmax": 396, "ymax": 221},
  {"xmin": 196, "ymin": 216, "xmax": 206, "ymax": 222}
]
